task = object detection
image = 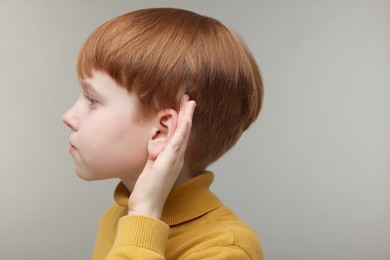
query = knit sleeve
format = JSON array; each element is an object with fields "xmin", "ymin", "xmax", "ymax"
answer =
[
  {"xmin": 185, "ymin": 245, "xmax": 261, "ymax": 259},
  {"xmin": 106, "ymin": 215, "xmax": 170, "ymax": 260}
]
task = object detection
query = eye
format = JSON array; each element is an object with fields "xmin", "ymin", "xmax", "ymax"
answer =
[{"xmin": 84, "ymin": 94, "xmax": 98, "ymax": 105}]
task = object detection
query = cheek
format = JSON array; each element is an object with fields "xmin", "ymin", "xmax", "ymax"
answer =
[{"xmin": 78, "ymin": 118, "xmax": 150, "ymax": 178}]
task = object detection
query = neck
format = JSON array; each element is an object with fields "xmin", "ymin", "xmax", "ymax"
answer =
[
  {"xmin": 174, "ymin": 164, "xmax": 195, "ymax": 185},
  {"xmin": 121, "ymin": 164, "xmax": 197, "ymax": 193}
]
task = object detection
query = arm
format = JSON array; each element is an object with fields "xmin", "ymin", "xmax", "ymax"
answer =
[{"xmin": 106, "ymin": 216, "xmax": 169, "ymax": 260}]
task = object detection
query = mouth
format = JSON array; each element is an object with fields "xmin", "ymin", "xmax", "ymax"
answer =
[{"xmin": 69, "ymin": 142, "xmax": 77, "ymax": 154}]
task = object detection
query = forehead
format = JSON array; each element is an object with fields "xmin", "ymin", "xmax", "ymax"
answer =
[
  {"xmin": 80, "ymin": 71, "xmax": 125, "ymax": 97},
  {"xmin": 80, "ymin": 70, "xmax": 113, "ymax": 89}
]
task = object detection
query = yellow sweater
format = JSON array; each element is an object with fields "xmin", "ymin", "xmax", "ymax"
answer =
[{"xmin": 92, "ymin": 172, "xmax": 263, "ymax": 259}]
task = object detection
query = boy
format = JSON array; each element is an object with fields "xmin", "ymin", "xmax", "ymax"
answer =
[{"xmin": 63, "ymin": 8, "xmax": 264, "ymax": 259}]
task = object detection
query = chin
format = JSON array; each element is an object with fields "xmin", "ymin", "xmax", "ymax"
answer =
[{"xmin": 74, "ymin": 169, "xmax": 101, "ymax": 181}]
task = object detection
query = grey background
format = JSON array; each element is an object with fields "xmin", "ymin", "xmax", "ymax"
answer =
[{"xmin": 0, "ymin": 0, "xmax": 389, "ymax": 259}]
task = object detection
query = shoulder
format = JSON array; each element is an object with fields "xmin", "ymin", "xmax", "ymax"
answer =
[
  {"xmin": 169, "ymin": 205, "xmax": 263, "ymax": 259},
  {"xmin": 204, "ymin": 206, "xmax": 263, "ymax": 259}
]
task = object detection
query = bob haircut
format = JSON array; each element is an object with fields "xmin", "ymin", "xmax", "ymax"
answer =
[{"xmin": 77, "ymin": 8, "xmax": 264, "ymax": 172}]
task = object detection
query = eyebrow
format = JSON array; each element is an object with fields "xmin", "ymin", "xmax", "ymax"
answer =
[
  {"xmin": 80, "ymin": 81, "xmax": 101, "ymax": 96},
  {"xmin": 80, "ymin": 80, "xmax": 93, "ymax": 91}
]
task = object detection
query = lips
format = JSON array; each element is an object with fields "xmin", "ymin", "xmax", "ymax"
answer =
[{"xmin": 69, "ymin": 142, "xmax": 77, "ymax": 154}]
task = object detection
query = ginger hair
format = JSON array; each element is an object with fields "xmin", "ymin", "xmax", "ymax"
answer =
[{"xmin": 77, "ymin": 8, "xmax": 264, "ymax": 172}]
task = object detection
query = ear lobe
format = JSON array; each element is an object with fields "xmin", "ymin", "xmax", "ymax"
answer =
[{"xmin": 148, "ymin": 109, "xmax": 178, "ymax": 160}]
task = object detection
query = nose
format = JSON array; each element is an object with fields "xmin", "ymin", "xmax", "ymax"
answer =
[{"xmin": 62, "ymin": 104, "xmax": 79, "ymax": 131}]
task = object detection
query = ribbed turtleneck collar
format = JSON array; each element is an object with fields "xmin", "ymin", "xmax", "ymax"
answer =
[{"xmin": 113, "ymin": 171, "xmax": 222, "ymax": 226}]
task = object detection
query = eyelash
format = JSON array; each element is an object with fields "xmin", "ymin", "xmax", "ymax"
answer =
[{"xmin": 84, "ymin": 94, "xmax": 98, "ymax": 105}]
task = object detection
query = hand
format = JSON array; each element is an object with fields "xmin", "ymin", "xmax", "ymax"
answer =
[{"xmin": 127, "ymin": 95, "xmax": 196, "ymax": 219}]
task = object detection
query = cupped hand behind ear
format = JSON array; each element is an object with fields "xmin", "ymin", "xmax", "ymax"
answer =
[{"xmin": 128, "ymin": 95, "xmax": 196, "ymax": 219}]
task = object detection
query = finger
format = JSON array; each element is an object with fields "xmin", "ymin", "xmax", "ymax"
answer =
[
  {"xmin": 176, "ymin": 98, "xmax": 196, "ymax": 140},
  {"xmin": 179, "ymin": 95, "xmax": 190, "ymax": 110},
  {"xmin": 178, "ymin": 95, "xmax": 190, "ymax": 126},
  {"xmin": 169, "ymin": 100, "xmax": 196, "ymax": 154}
]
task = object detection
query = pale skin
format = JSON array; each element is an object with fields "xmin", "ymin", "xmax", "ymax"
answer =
[
  {"xmin": 63, "ymin": 70, "xmax": 196, "ymax": 220},
  {"xmin": 128, "ymin": 95, "xmax": 196, "ymax": 219}
]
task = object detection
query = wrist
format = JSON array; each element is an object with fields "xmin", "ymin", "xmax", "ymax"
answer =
[{"xmin": 128, "ymin": 206, "xmax": 163, "ymax": 220}]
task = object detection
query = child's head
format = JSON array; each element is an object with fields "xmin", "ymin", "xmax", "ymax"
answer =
[{"xmin": 77, "ymin": 8, "xmax": 263, "ymax": 173}]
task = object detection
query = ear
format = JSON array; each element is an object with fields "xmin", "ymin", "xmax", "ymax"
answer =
[{"xmin": 148, "ymin": 108, "xmax": 178, "ymax": 160}]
